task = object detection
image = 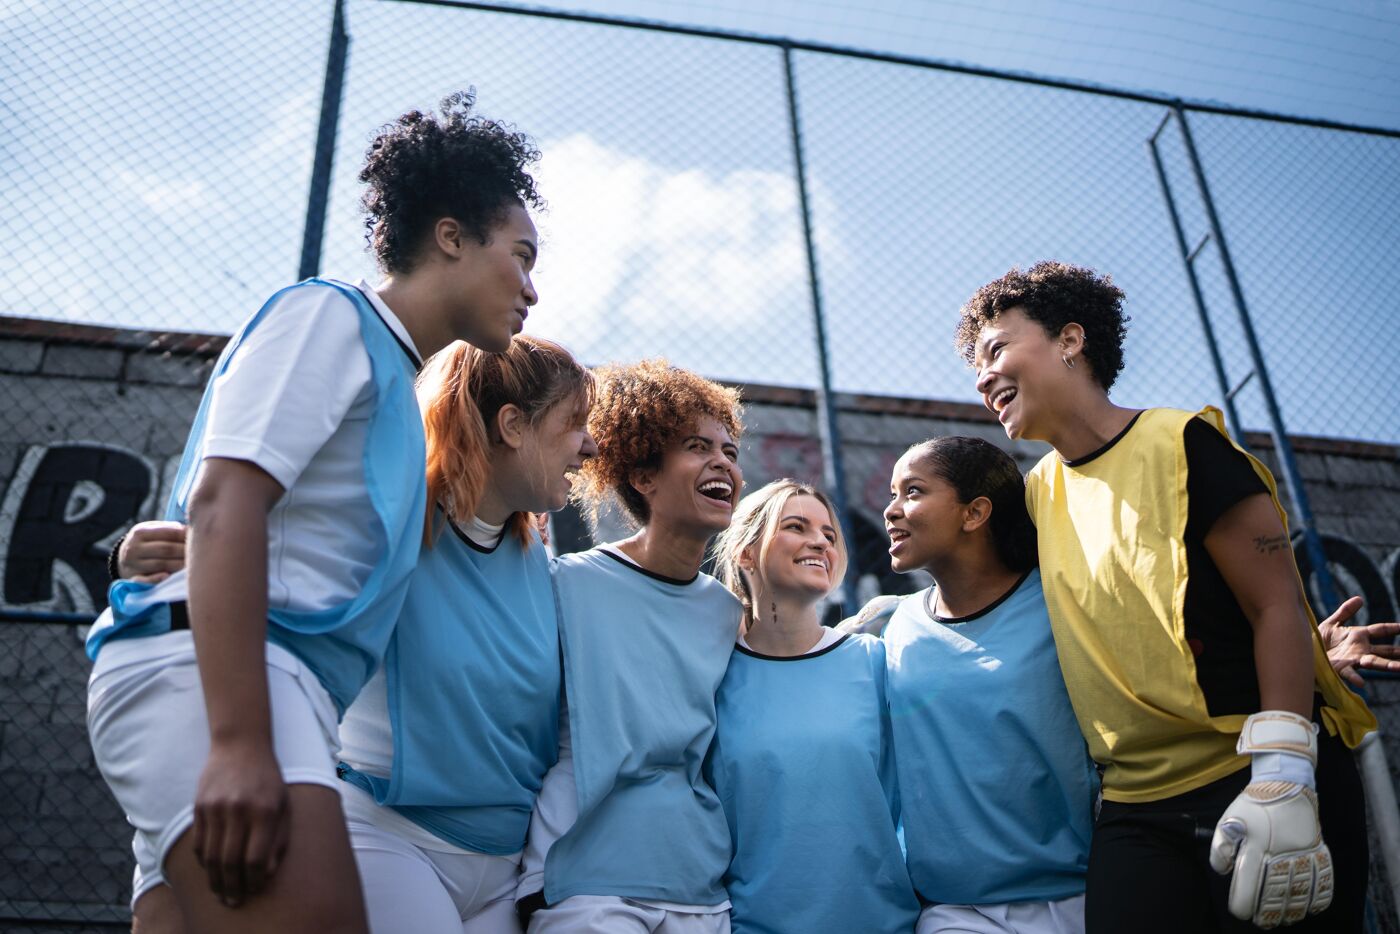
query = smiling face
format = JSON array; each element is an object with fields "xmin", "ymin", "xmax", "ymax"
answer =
[
  {"xmin": 749, "ymin": 494, "xmax": 841, "ymax": 601},
  {"xmin": 511, "ymin": 392, "xmax": 598, "ymax": 514},
  {"xmin": 637, "ymin": 416, "xmax": 743, "ymax": 536},
  {"xmin": 449, "ymin": 202, "xmax": 539, "ymax": 353},
  {"xmin": 884, "ymin": 450, "xmax": 970, "ymax": 574},
  {"xmin": 972, "ymin": 306, "xmax": 1077, "ymax": 442}
]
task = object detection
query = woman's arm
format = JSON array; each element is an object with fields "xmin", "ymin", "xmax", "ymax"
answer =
[
  {"xmin": 185, "ymin": 456, "xmax": 287, "ymax": 906},
  {"xmin": 1204, "ymin": 493, "xmax": 1315, "ymax": 716}
]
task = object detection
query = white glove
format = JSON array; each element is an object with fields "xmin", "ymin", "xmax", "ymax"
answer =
[{"xmin": 1209, "ymin": 711, "xmax": 1332, "ymax": 929}]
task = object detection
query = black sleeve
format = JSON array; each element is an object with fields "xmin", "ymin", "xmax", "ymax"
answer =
[{"xmin": 1183, "ymin": 417, "xmax": 1268, "ymax": 544}]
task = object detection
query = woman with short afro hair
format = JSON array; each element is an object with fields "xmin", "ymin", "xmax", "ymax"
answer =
[
  {"xmin": 960, "ymin": 260, "xmax": 1376, "ymax": 933},
  {"xmin": 516, "ymin": 359, "xmax": 746, "ymax": 933},
  {"xmin": 85, "ymin": 92, "xmax": 543, "ymax": 934}
]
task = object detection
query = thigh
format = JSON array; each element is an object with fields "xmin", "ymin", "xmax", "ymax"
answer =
[
  {"xmin": 440, "ymin": 849, "xmax": 522, "ymax": 934},
  {"xmin": 461, "ymin": 895, "xmax": 524, "ymax": 934},
  {"xmin": 1085, "ymin": 803, "xmax": 1216, "ymax": 934},
  {"xmin": 163, "ymin": 783, "xmax": 369, "ymax": 934},
  {"xmin": 1005, "ymin": 895, "xmax": 1086, "ymax": 934},
  {"xmin": 529, "ymin": 895, "xmax": 660, "ymax": 933},
  {"xmin": 348, "ymin": 816, "xmax": 465, "ymax": 934},
  {"xmin": 132, "ymin": 883, "xmax": 186, "ymax": 934},
  {"xmin": 916, "ymin": 903, "xmax": 1007, "ymax": 934},
  {"xmin": 88, "ymin": 640, "xmax": 341, "ymax": 889},
  {"xmin": 655, "ymin": 908, "xmax": 729, "ymax": 934}
]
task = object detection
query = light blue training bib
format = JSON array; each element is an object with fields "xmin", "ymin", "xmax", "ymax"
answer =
[
  {"xmin": 87, "ymin": 279, "xmax": 426, "ymax": 716},
  {"xmin": 709, "ymin": 633, "xmax": 920, "ymax": 934},
  {"xmin": 544, "ymin": 547, "xmax": 740, "ymax": 906},
  {"xmin": 340, "ymin": 521, "xmax": 560, "ymax": 854},
  {"xmin": 884, "ymin": 570, "xmax": 1097, "ymax": 905}
]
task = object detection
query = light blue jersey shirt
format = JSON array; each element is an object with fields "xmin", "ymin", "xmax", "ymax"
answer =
[
  {"xmin": 340, "ymin": 519, "xmax": 560, "ymax": 854},
  {"xmin": 544, "ymin": 547, "xmax": 741, "ymax": 906},
  {"xmin": 709, "ymin": 632, "xmax": 920, "ymax": 934},
  {"xmin": 884, "ymin": 569, "xmax": 1097, "ymax": 905},
  {"xmin": 87, "ymin": 279, "xmax": 426, "ymax": 716}
]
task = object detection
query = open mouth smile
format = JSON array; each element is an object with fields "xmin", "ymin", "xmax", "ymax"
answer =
[{"xmin": 698, "ymin": 479, "xmax": 734, "ymax": 504}]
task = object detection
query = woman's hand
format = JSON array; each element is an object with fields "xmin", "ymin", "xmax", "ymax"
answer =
[
  {"xmin": 1317, "ymin": 596, "xmax": 1400, "ymax": 687},
  {"xmin": 191, "ymin": 739, "xmax": 290, "ymax": 906},
  {"xmin": 118, "ymin": 521, "xmax": 188, "ymax": 582}
]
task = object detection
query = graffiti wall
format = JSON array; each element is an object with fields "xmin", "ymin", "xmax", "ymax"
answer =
[{"xmin": 1, "ymin": 315, "xmax": 1398, "ymax": 922}]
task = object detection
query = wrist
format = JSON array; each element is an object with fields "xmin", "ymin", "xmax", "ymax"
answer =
[{"xmin": 1238, "ymin": 710, "xmax": 1318, "ymax": 789}]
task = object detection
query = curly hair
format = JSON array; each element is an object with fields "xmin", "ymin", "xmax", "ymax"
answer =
[
  {"xmin": 575, "ymin": 359, "xmax": 744, "ymax": 527},
  {"xmin": 418, "ymin": 336, "xmax": 593, "ymax": 548},
  {"xmin": 954, "ymin": 261, "xmax": 1130, "ymax": 391},
  {"xmin": 359, "ymin": 90, "xmax": 543, "ymax": 273},
  {"xmin": 904, "ymin": 436, "xmax": 1037, "ymax": 573}
]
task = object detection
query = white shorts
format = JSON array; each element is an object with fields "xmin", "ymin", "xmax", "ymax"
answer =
[
  {"xmin": 339, "ymin": 782, "xmax": 522, "ymax": 934},
  {"xmin": 916, "ymin": 893, "xmax": 1085, "ymax": 934},
  {"xmin": 86, "ymin": 630, "xmax": 341, "ymax": 903},
  {"xmin": 529, "ymin": 896, "xmax": 730, "ymax": 934}
]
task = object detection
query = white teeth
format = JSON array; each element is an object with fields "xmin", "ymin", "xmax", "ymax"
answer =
[
  {"xmin": 991, "ymin": 388, "xmax": 1017, "ymax": 411},
  {"xmin": 698, "ymin": 481, "xmax": 733, "ymax": 495},
  {"xmin": 798, "ymin": 558, "xmax": 825, "ymax": 569}
]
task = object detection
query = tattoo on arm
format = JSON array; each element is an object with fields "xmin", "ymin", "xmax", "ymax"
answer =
[{"xmin": 1253, "ymin": 533, "xmax": 1290, "ymax": 556}]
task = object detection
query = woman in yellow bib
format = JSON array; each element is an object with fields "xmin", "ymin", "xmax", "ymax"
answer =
[{"xmin": 955, "ymin": 261, "xmax": 1375, "ymax": 933}]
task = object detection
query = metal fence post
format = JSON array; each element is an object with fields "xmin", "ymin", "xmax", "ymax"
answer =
[
  {"xmin": 1173, "ymin": 106, "xmax": 1339, "ymax": 610},
  {"xmin": 298, "ymin": 0, "xmax": 350, "ymax": 281},
  {"xmin": 1146, "ymin": 110, "xmax": 1248, "ymax": 447},
  {"xmin": 781, "ymin": 43, "xmax": 860, "ymax": 614}
]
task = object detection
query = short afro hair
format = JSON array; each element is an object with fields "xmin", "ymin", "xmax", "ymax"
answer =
[
  {"xmin": 955, "ymin": 261, "xmax": 1130, "ymax": 391},
  {"xmin": 359, "ymin": 90, "xmax": 542, "ymax": 273},
  {"xmin": 576, "ymin": 359, "xmax": 744, "ymax": 527}
]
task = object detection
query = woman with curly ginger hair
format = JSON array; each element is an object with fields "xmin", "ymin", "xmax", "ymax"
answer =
[
  {"xmin": 960, "ymin": 261, "xmax": 1376, "ymax": 933},
  {"xmin": 516, "ymin": 359, "xmax": 746, "ymax": 933},
  {"xmin": 86, "ymin": 92, "xmax": 543, "ymax": 934}
]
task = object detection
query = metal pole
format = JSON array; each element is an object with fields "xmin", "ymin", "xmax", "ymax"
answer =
[
  {"xmin": 1146, "ymin": 112, "xmax": 1248, "ymax": 446},
  {"xmin": 1173, "ymin": 106, "xmax": 1339, "ymax": 609},
  {"xmin": 1358, "ymin": 732, "xmax": 1400, "ymax": 921},
  {"xmin": 299, "ymin": 0, "xmax": 350, "ymax": 281},
  {"xmin": 781, "ymin": 44, "xmax": 859, "ymax": 614}
]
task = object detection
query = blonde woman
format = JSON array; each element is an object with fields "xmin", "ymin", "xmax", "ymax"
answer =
[{"xmin": 709, "ymin": 480, "xmax": 919, "ymax": 934}]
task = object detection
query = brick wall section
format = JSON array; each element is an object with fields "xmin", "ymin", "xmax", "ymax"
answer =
[{"xmin": 3, "ymin": 316, "xmax": 1398, "ymax": 926}]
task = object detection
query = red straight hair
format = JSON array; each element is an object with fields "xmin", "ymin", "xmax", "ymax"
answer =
[{"xmin": 417, "ymin": 335, "xmax": 593, "ymax": 547}]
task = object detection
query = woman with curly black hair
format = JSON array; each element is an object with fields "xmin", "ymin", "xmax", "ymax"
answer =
[
  {"xmin": 958, "ymin": 261, "xmax": 1375, "ymax": 933},
  {"xmin": 85, "ymin": 92, "xmax": 543, "ymax": 934}
]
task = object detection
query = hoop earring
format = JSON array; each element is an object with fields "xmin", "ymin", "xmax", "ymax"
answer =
[{"xmin": 1063, "ymin": 355, "xmax": 1076, "ymax": 370}]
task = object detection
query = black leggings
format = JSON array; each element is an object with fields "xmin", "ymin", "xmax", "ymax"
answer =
[{"xmin": 1085, "ymin": 728, "xmax": 1368, "ymax": 934}]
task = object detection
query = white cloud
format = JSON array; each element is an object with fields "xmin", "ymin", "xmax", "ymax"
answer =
[{"xmin": 530, "ymin": 133, "xmax": 829, "ymax": 384}]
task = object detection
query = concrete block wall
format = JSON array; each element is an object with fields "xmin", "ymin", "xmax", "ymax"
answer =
[{"xmin": 3, "ymin": 315, "xmax": 1398, "ymax": 926}]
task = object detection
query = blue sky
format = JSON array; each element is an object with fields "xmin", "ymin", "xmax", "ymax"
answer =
[{"xmin": 3, "ymin": 0, "xmax": 1398, "ymax": 441}]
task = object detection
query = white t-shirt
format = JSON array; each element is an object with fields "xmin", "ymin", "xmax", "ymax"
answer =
[{"xmin": 140, "ymin": 279, "xmax": 420, "ymax": 613}]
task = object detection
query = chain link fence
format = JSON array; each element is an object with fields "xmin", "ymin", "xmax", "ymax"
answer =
[{"xmin": 3, "ymin": 0, "xmax": 1399, "ymax": 928}]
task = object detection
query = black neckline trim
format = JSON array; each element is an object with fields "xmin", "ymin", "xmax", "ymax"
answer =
[
  {"xmin": 1060, "ymin": 410, "xmax": 1144, "ymax": 467},
  {"xmin": 925, "ymin": 569, "xmax": 1033, "ymax": 624},
  {"xmin": 446, "ymin": 511, "xmax": 506, "ymax": 554},
  {"xmin": 599, "ymin": 547, "xmax": 699, "ymax": 586},
  {"xmin": 736, "ymin": 633, "xmax": 849, "ymax": 661},
  {"xmin": 1058, "ymin": 411, "xmax": 1148, "ymax": 467}
]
